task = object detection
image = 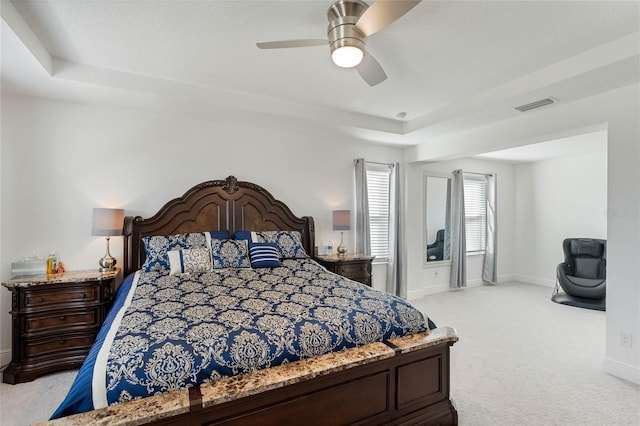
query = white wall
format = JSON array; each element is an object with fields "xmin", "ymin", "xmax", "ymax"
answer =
[
  {"xmin": 406, "ymin": 158, "xmax": 516, "ymax": 298},
  {"xmin": 513, "ymin": 149, "xmax": 607, "ymax": 286},
  {"xmin": 0, "ymin": 94, "xmax": 404, "ymax": 363},
  {"xmin": 407, "ymin": 83, "xmax": 640, "ymax": 384}
]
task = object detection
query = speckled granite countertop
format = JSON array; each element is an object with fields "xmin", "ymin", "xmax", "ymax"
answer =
[{"xmin": 2, "ymin": 269, "xmax": 119, "ymax": 288}]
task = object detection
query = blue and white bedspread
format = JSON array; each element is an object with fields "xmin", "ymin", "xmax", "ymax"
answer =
[{"xmin": 52, "ymin": 258, "xmax": 429, "ymax": 419}]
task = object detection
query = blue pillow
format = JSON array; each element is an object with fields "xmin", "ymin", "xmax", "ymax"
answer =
[
  {"xmin": 233, "ymin": 231, "xmax": 251, "ymax": 241},
  {"xmin": 249, "ymin": 243, "xmax": 282, "ymax": 268},
  {"xmin": 210, "ymin": 239, "xmax": 251, "ymax": 269},
  {"xmin": 210, "ymin": 230, "xmax": 230, "ymax": 240},
  {"xmin": 141, "ymin": 230, "xmax": 228, "ymax": 272}
]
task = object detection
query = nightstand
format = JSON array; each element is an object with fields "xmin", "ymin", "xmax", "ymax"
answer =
[
  {"xmin": 2, "ymin": 269, "xmax": 119, "ymax": 384},
  {"xmin": 314, "ymin": 254, "xmax": 375, "ymax": 286}
]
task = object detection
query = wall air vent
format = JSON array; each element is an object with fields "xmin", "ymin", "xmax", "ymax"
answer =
[{"xmin": 515, "ymin": 98, "xmax": 555, "ymax": 112}]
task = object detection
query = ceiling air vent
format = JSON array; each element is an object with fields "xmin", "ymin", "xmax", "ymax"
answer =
[{"xmin": 515, "ymin": 98, "xmax": 555, "ymax": 112}]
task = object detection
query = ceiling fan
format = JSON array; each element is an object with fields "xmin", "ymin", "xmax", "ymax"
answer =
[{"xmin": 256, "ymin": 0, "xmax": 421, "ymax": 87}]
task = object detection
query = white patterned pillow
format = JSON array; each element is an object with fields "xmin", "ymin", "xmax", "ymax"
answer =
[
  {"xmin": 167, "ymin": 247, "xmax": 212, "ymax": 275},
  {"xmin": 250, "ymin": 231, "xmax": 308, "ymax": 259},
  {"xmin": 141, "ymin": 230, "xmax": 228, "ymax": 272},
  {"xmin": 210, "ymin": 239, "xmax": 251, "ymax": 269}
]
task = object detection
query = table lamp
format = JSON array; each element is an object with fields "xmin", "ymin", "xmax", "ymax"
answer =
[
  {"xmin": 92, "ymin": 208, "xmax": 124, "ymax": 272},
  {"xmin": 332, "ymin": 210, "xmax": 351, "ymax": 256}
]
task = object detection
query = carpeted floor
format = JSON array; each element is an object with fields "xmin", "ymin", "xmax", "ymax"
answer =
[
  {"xmin": 1, "ymin": 281, "xmax": 639, "ymax": 425},
  {"xmin": 412, "ymin": 281, "xmax": 640, "ymax": 426}
]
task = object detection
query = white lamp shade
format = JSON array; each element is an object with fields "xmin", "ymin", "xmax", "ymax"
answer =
[
  {"xmin": 92, "ymin": 208, "xmax": 124, "ymax": 236},
  {"xmin": 331, "ymin": 46, "xmax": 363, "ymax": 68},
  {"xmin": 333, "ymin": 210, "xmax": 351, "ymax": 231}
]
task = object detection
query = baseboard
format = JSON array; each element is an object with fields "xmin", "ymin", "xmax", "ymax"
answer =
[
  {"xmin": 408, "ymin": 285, "xmax": 449, "ymax": 300},
  {"xmin": 407, "ymin": 274, "xmax": 549, "ymax": 300},
  {"xmin": 603, "ymin": 357, "xmax": 640, "ymax": 385},
  {"xmin": 466, "ymin": 278, "xmax": 484, "ymax": 288},
  {"xmin": 408, "ymin": 278, "xmax": 486, "ymax": 300},
  {"xmin": 0, "ymin": 349, "xmax": 11, "ymax": 371},
  {"xmin": 498, "ymin": 274, "xmax": 517, "ymax": 283},
  {"xmin": 511, "ymin": 274, "xmax": 555, "ymax": 288}
]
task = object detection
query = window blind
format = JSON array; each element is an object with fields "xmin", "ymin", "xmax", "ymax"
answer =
[
  {"xmin": 463, "ymin": 175, "xmax": 487, "ymax": 253},
  {"xmin": 366, "ymin": 164, "xmax": 392, "ymax": 261}
]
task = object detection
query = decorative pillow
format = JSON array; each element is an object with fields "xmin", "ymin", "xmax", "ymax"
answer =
[
  {"xmin": 167, "ymin": 247, "xmax": 212, "ymax": 275},
  {"xmin": 249, "ymin": 243, "xmax": 282, "ymax": 268},
  {"xmin": 251, "ymin": 231, "xmax": 308, "ymax": 259},
  {"xmin": 210, "ymin": 239, "xmax": 251, "ymax": 269},
  {"xmin": 209, "ymin": 230, "xmax": 230, "ymax": 240},
  {"xmin": 233, "ymin": 231, "xmax": 251, "ymax": 242},
  {"xmin": 141, "ymin": 230, "xmax": 229, "ymax": 272}
]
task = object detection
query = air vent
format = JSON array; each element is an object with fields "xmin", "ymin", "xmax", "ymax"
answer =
[{"xmin": 515, "ymin": 98, "xmax": 555, "ymax": 112}]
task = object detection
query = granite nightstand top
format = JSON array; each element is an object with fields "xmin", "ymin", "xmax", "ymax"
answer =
[
  {"xmin": 2, "ymin": 268, "xmax": 120, "ymax": 288},
  {"xmin": 314, "ymin": 253, "xmax": 375, "ymax": 263}
]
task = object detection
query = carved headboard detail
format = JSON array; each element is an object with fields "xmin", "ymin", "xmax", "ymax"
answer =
[{"xmin": 122, "ymin": 176, "xmax": 315, "ymax": 276}]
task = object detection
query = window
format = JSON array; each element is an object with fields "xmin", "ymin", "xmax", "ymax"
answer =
[
  {"xmin": 366, "ymin": 163, "xmax": 392, "ymax": 261},
  {"xmin": 464, "ymin": 175, "xmax": 487, "ymax": 253}
]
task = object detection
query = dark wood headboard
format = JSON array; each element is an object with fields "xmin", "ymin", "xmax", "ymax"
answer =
[{"xmin": 122, "ymin": 176, "xmax": 316, "ymax": 276}]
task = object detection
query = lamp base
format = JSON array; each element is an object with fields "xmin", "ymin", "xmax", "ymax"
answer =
[
  {"xmin": 337, "ymin": 231, "xmax": 348, "ymax": 256},
  {"xmin": 98, "ymin": 236, "xmax": 116, "ymax": 272},
  {"xmin": 98, "ymin": 256, "xmax": 116, "ymax": 273}
]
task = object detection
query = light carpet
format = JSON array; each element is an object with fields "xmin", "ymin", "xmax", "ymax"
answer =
[
  {"xmin": 1, "ymin": 281, "xmax": 639, "ymax": 425},
  {"xmin": 412, "ymin": 281, "xmax": 640, "ymax": 426}
]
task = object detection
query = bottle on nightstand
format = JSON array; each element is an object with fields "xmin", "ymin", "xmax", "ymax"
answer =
[{"xmin": 46, "ymin": 251, "xmax": 57, "ymax": 275}]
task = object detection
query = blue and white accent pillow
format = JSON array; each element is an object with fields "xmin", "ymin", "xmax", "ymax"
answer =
[
  {"xmin": 249, "ymin": 243, "xmax": 282, "ymax": 268},
  {"xmin": 141, "ymin": 230, "xmax": 228, "ymax": 272},
  {"xmin": 167, "ymin": 247, "xmax": 212, "ymax": 275},
  {"xmin": 235, "ymin": 230, "xmax": 308, "ymax": 259},
  {"xmin": 210, "ymin": 239, "xmax": 250, "ymax": 269}
]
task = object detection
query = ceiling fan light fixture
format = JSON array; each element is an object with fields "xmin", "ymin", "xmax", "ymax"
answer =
[{"xmin": 332, "ymin": 45, "xmax": 363, "ymax": 68}]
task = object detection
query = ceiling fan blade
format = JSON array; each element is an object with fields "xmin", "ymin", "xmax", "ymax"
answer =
[
  {"xmin": 356, "ymin": 0, "xmax": 421, "ymax": 37},
  {"xmin": 256, "ymin": 39, "xmax": 327, "ymax": 49},
  {"xmin": 356, "ymin": 52, "xmax": 387, "ymax": 86}
]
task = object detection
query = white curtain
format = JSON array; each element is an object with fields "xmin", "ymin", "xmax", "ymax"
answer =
[
  {"xmin": 386, "ymin": 162, "xmax": 406, "ymax": 298},
  {"xmin": 354, "ymin": 159, "xmax": 371, "ymax": 255},
  {"xmin": 482, "ymin": 173, "xmax": 498, "ymax": 284},
  {"xmin": 450, "ymin": 169, "xmax": 467, "ymax": 289}
]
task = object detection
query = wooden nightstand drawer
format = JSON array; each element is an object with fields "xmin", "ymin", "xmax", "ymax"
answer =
[
  {"xmin": 314, "ymin": 254, "xmax": 375, "ymax": 287},
  {"xmin": 24, "ymin": 284, "xmax": 99, "ymax": 309},
  {"xmin": 26, "ymin": 334, "xmax": 96, "ymax": 358},
  {"xmin": 25, "ymin": 309, "xmax": 99, "ymax": 333},
  {"xmin": 337, "ymin": 262, "xmax": 370, "ymax": 277}
]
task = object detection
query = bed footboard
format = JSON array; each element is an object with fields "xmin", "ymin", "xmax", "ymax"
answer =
[
  {"xmin": 40, "ymin": 328, "xmax": 458, "ymax": 426},
  {"xmin": 157, "ymin": 341, "xmax": 457, "ymax": 426}
]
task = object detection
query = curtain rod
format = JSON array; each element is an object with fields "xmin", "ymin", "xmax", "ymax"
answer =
[
  {"xmin": 463, "ymin": 171, "xmax": 494, "ymax": 177},
  {"xmin": 356, "ymin": 159, "xmax": 394, "ymax": 167}
]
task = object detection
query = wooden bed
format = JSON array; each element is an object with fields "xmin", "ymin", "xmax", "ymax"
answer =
[{"xmin": 59, "ymin": 176, "xmax": 459, "ymax": 425}]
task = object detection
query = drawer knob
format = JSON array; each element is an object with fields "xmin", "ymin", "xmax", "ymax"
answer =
[
  {"xmin": 59, "ymin": 316, "xmax": 66, "ymax": 321},
  {"xmin": 81, "ymin": 293, "xmax": 86, "ymax": 299},
  {"xmin": 59, "ymin": 340, "xmax": 66, "ymax": 345},
  {"xmin": 36, "ymin": 297, "xmax": 43, "ymax": 303}
]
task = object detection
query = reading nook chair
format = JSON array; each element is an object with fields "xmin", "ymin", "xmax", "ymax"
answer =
[
  {"xmin": 552, "ymin": 238, "xmax": 606, "ymax": 311},
  {"xmin": 427, "ymin": 229, "xmax": 445, "ymax": 261}
]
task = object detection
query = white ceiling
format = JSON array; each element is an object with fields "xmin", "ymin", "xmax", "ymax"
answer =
[
  {"xmin": 2, "ymin": 0, "xmax": 639, "ymax": 149},
  {"xmin": 477, "ymin": 130, "xmax": 607, "ymax": 164}
]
